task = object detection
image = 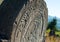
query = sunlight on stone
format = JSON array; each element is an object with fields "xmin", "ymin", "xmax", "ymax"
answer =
[{"xmin": 0, "ymin": 0, "xmax": 3, "ymax": 5}]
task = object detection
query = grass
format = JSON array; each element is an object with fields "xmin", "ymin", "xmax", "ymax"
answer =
[
  {"xmin": 45, "ymin": 28, "xmax": 60, "ymax": 37},
  {"xmin": 55, "ymin": 31, "xmax": 60, "ymax": 37}
]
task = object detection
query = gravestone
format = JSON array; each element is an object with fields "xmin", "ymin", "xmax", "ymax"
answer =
[{"xmin": 0, "ymin": 0, "xmax": 48, "ymax": 42}]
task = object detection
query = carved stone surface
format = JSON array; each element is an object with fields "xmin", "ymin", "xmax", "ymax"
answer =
[
  {"xmin": 11, "ymin": 0, "xmax": 48, "ymax": 42},
  {"xmin": 0, "ymin": 0, "xmax": 48, "ymax": 42}
]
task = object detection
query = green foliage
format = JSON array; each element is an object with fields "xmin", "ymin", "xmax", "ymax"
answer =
[
  {"xmin": 46, "ymin": 18, "xmax": 60, "ymax": 37},
  {"xmin": 55, "ymin": 31, "xmax": 60, "ymax": 37},
  {"xmin": 47, "ymin": 18, "xmax": 57, "ymax": 31}
]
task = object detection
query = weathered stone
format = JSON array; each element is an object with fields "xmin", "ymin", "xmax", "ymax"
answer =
[
  {"xmin": 0, "ymin": 0, "xmax": 48, "ymax": 42},
  {"xmin": 0, "ymin": 39, "xmax": 8, "ymax": 42}
]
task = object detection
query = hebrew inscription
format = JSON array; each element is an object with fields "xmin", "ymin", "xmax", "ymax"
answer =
[{"xmin": 10, "ymin": 0, "xmax": 48, "ymax": 42}]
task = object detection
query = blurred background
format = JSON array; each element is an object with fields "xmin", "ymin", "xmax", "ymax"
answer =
[{"xmin": 45, "ymin": 0, "xmax": 60, "ymax": 42}]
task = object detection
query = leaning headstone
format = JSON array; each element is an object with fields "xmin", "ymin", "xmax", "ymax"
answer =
[{"xmin": 0, "ymin": 0, "xmax": 48, "ymax": 42}]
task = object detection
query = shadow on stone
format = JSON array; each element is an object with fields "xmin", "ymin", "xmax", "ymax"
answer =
[{"xmin": 0, "ymin": 0, "xmax": 28, "ymax": 39}]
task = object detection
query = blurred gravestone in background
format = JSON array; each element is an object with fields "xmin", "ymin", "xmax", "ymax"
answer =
[{"xmin": 0, "ymin": 0, "xmax": 48, "ymax": 42}]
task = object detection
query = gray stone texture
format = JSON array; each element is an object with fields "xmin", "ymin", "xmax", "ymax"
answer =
[{"xmin": 0, "ymin": 0, "xmax": 48, "ymax": 42}]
